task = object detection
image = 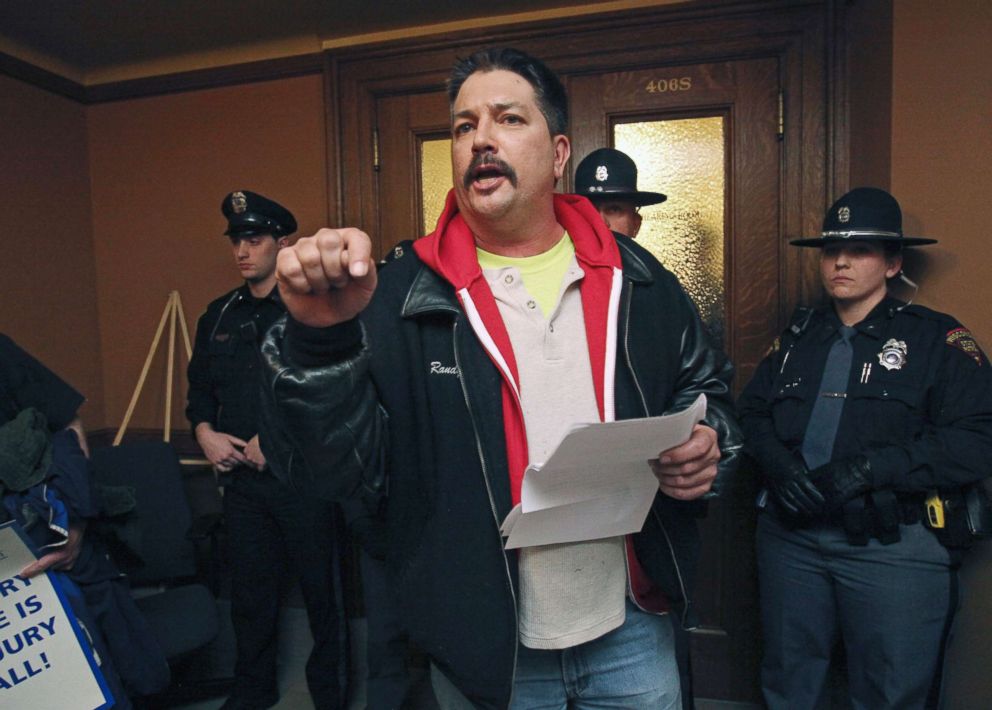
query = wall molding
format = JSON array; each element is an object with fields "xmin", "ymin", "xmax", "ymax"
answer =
[
  {"xmin": 0, "ymin": 50, "xmax": 86, "ymax": 102},
  {"xmin": 1, "ymin": 50, "xmax": 323, "ymax": 104}
]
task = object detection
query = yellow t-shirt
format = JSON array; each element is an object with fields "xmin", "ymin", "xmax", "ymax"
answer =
[{"xmin": 476, "ymin": 234, "xmax": 575, "ymax": 317}]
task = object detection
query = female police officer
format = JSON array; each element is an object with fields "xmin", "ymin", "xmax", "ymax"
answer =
[{"xmin": 739, "ymin": 187, "xmax": 992, "ymax": 709}]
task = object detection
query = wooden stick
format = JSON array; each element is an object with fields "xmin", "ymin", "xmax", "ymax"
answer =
[
  {"xmin": 175, "ymin": 291, "xmax": 194, "ymax": 361},
  {"xmin": 114, "ymin": 295, "xmax": 173, "ymax": 446},
  {"xmin": 164, "ymin": 291, "xmax": 177, "ymax": 443},
  {"xmin": 179, "ymin": 457, "xmax": 211, "ymax": 467}
]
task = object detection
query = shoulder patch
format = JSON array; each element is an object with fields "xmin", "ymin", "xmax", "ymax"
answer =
[{"xmin": 946, "ymin": 327, "xmax": 984, "ymax": 366}]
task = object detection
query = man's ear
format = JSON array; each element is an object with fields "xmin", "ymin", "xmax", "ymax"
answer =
[
  {"xmin": 277, "ymin": 236, "xmax": 290, "ymax": 249},
  {"xmin": 631, "ymin": 211, "xmax": 643, "ymax": 239},
  {"xmin": 552, "ymin": 134, "xmax": 571, "ymax": 183}
]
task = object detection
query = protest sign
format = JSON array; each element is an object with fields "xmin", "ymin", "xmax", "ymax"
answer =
[{"xmin": 0, "ymin": 521, "xmax": 112, "ymax": 708}]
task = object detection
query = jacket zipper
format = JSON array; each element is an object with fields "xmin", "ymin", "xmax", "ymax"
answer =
[
  {"xmin": 453, "ymin": 320, "xmax": 519, "ymax": 705},
  {"xmin": 620, "ymin": 282, "xmax": 693, "ymax": 628}
]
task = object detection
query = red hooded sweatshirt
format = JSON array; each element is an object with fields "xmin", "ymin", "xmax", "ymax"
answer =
[{"xmin": 413, "ymin": 189, "xmax": 669, "ymax": 613}]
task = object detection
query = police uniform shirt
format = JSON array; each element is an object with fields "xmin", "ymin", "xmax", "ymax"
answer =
[
  {"xmin": 740, "ymin": 297, "xmax": 992, "ymax": 493},
  {"xmin": 186, "ymin": 285, "xmax": 286, "ymax": 442},
  {"xmin": 0, "ymin": 333, "xmax": 85, "ymax": 429}
]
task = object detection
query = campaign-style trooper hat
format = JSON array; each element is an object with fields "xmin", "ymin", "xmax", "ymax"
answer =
[
  {"xmin": 572, "ymin": 148, "xmax": 667, "ymax": 207},
  {"xmin": 790, "ymin": 187, "xmax": 937, "ymax": 247},
  {"xmin": 221, "ymin": 190, "xmax": 297, "ymax": 238}
]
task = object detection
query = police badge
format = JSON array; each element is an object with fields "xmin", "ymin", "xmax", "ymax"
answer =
[
  {"xmin": 231, "ymin": 191, "xmax": 248, "ymax": 214},
  {"xmin": 595, "ymin": 165, "xmax": 608, "ymax": 181},
  {"xmin": 878, "ymin": 338, "xmax": 908, "ymax": 370},
  {"xmin": 838, "ymin": 205, "xmax": 851, "ymax": 224}
]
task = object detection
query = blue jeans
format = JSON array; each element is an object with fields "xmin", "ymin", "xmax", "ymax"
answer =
[{"xmin": 433, "ymin": 600, "xmax": 681, "ymax": 709}]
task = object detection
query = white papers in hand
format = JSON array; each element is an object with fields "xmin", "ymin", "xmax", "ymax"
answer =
[{"xmin": 501, "ymin": 394, "xmax": 707, "ymax": 549}]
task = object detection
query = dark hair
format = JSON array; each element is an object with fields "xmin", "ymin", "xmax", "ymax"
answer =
[
  {"xmin": 882, "ymin": 242, "xmax": 903, "ymax": 258},
  {"xmin": 446, "ymin": 47, "xmax": 568, "ymax": 135}
]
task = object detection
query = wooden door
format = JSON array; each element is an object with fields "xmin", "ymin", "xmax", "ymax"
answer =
[
  {"xmin": 371, "ymin": 57, "xmax": 782, "ymax": 704},
  {"xmin": 570, "ymin": 58, "xmax": 781, "ymax": 702},
  {"xmin": 373, "ymin": 91, "xmax": 450, "ymax": 257}
]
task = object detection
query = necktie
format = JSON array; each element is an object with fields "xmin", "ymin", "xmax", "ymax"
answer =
[{"xmin": 801, "ymin": 325, "xmax": 856, "ymax": 469}]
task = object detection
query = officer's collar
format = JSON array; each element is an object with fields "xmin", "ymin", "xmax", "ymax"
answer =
[
  {"xmin": 239, "ymin": 281, "xmax": 282, "ymax": 305},
  {"xmin": 817, "ymin": 295, "xmax": 906, "ymax": 341}
]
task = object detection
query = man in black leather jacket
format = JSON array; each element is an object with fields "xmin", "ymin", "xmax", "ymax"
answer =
[{"xmin": 260, "ymin": 48, "xmax": 741, "ymax": 709}]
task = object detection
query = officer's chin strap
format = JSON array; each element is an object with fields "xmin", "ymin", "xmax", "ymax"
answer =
[{"xmin": 895, "ymin": 270, "xmax": 919, "ymax": 310}]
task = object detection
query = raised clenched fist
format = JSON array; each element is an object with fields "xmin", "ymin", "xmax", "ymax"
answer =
[{"xmin": 276, "ymin": 227, "xmax": 378, "ymax": 328}]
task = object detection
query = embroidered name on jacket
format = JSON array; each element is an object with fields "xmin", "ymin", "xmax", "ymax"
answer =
[{"xmin": 429, "ymin": 361, "xmax": 460, "ymax": 376}]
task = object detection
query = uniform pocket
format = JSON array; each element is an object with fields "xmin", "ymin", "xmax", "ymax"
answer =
[
  {"xmin": 207, "ymin": 337, "xmax": 237, "ymax": 385},
  {"xmin": 770, "ymin": 377, "xmax": 813, "ymax": 443},
  {"xmin": 847, "ymin": 379, "xmax": 924, "ymax": 444}
]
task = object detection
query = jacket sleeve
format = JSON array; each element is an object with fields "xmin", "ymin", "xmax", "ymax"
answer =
[
  {"xmin": 185, "ymin": 311, "xmax": 219, "ymax": 430},
  {"xmin": 737, "ymin": 341, "xmax": 801, "ymax": 475},
  {"xmin": 258, "ymin": 315, "xmax": 388, "ymax": 504},
  {"xmin": 667, "ymin": 286, "xmax": 742, "ymax": 498},
  {"xmin": 866, "ymin": 323, "xmax": 992, "ymax": 491}
]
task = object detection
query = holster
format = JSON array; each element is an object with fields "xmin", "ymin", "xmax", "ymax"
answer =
[
  {"xmin": 963, "ymin": 483, "xmax": 992, "ymax": 538},
  {"xmin": 839, "ymin": 492, "xmax": 903, "ymax": 546},
  {"xmin": 870, "ymin": 490, "xmax": 901, "ymax": 545},
  {"xmin": 924, "ymin": 483, "xmax": 992, "ymax": 549},
  {"xmin": 841, "ymin": 496, "xmax": 870, "ymax": 546}
]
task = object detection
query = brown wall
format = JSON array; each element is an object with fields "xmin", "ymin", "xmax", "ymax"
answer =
[
  {"xmin": 891, "ymin": 0, "xmax": 991, "ymax": 348},
  {"xmin": 0, "ymin": 74, "xmax": 104, "ymax": 424},
  {"xmin": 845, "ymin": 0, "xmax": 893, "ymax": 190},
  {"xmin": 86, "ymin": 73, "xmax": 327, "ymax": 431},
  {"xmin": 891, "ymin": 2, "xmax": 992, "ymax": 706}
]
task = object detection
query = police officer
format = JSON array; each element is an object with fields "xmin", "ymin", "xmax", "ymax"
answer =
[
  {"xmin": 186, "ymin": 191, "xmax": 348, "ymax": 710},
  {"xmin": 739, "ymin": 187, "xmax": 992, "ymax": 709},
  {"xmin": 572, "ymin": 147, "xmax": 667, "ymax": 238}
]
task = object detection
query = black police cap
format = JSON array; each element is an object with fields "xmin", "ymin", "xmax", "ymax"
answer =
[
  {"xmin": 791, "ymin": 187, "xmax": 937, "ymax": 248},
  {"xmin": 572, "ymin": 148, "xmax": 667, "ymax": 207},
  {"xmin": 221, "ymin": 190, "xmax": 297, "ymax": 238}
]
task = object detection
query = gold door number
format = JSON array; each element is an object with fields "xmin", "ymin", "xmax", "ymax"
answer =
[{"xmin": 645, "ymin": 77, "xmax": 692, "ymax": 93}]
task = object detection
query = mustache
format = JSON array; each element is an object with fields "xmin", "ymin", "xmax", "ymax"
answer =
[{"xmin": 463, "ymin": 153, "xmax": 518, "ymax": 189}]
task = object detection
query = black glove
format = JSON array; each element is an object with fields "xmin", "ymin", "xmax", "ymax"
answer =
[
  {"xmin": 764, "ymin": 455, "xmax": 826, "ymax": 518},
  {"xmin": 808, "ymin": 455, "xmax": 873, "ymax": 511}
]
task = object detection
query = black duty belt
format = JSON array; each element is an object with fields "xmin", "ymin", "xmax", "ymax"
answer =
[{"xmin": 771, "ymin": 491, "xmax": 924, "ymax": 546}]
